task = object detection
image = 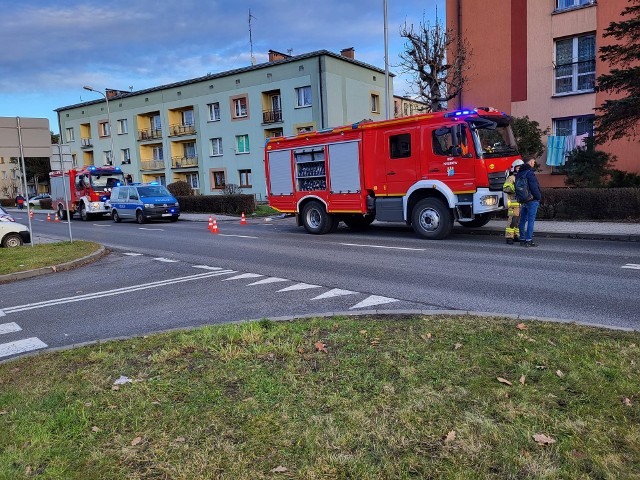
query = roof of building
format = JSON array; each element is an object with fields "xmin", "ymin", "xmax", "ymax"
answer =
[{"xmin": 55, "ymin": 49, "xmax": 394, "ymax": 112}]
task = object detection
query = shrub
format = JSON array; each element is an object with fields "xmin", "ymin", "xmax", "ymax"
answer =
[
  {"xmin": 177, "ymin": 194, "xmax": 255, "ymax": 215},
  {"xmin": 167, "ymin": 181, "xmax": 193, "ymax": 197},
  {"xmin": 538, "ymin": 187, "xmax": 640, "ymax": 221}
]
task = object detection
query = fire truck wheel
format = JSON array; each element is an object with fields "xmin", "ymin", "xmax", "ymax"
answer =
[
  {"xmin": 302, "ymin": 201, "xmax": 333, "ymax": 235},
  {"xmin": 458, "ymin": 213, "xmax": 494, "ymax": 228},
  {"xmin": 79, "ymin": 203, "xmax": 89, "ymax": 221},
  {"xmin": 344, "ymin": 214, "xmax": 375, "ymax": 230},
  {"xmin": 136, "ymin": 210, "xmax": 146, "ymax": 224},
  {"xmin": 411, "ymin": 198, "xmax": 453, "ymax": 240},
  {"xmin": 112, "ymin": 210, "xmax": 122, "ymax": 223},
  {"xmin": 57, "ymin": 205, "xmax": 67, "ymax": 221},
  {"xmin": 2, "ymin": 233, "xmax": 23, "ymax": 248}
]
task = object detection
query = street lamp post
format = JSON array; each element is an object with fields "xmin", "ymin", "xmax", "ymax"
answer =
[{"xmin": 83, "ymin": 86, "xmax": 115, "ymax": 165}]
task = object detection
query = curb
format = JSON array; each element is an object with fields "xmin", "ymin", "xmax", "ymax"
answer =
[
  {"xmin": 0, "ymin": 246, "xmax": 108, "ymax": 284},
  {"xmin": 451, "ymin": 227, "xmax": 640, "ymax": 242}
]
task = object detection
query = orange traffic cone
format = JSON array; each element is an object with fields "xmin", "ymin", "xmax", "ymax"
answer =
[
  {"xmin": 211, "ymin": 217, "xmax": 219, "ymax": 234},
  {"xmin": 240, "ymin": 212, "xmax": 247, "ymax": 225},
  {"xmin": 54, "ymin": 213, "xmax": 60, "ymax": 223},
  {"xmin": 208, "ymin": 215, "xmax": 213, "ymax": 231},
  {"xmin": 29, "ymin": 210, "xmax": 34, "ymax": 219},
  {"xmin": 47, "ymin": 212, "xmax": 51, "ymax": 222}
]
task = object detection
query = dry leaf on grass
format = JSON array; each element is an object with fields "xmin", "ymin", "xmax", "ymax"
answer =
[
  {"xmin": 516, "ymin": 323, "xmax": 527, "ymax": 330},
  {"xmin": 271, "ymin": 466, "xmax": 288, "ymax": 473},
  {"xmin": 623, "ymin": 397, "xmax": 633, "ymax": 406},
  {"xmin": 420, "ymin": 333, "xmax": 432, "ymax": 341},
  {"xmin": 111, "ymin": 385, "xmax": 120, "ymax": 391},
  {"xmin": 0, "ymin": 410, "xmax": 8, "ymax": 415},
  {"xmin": 497, "ymin": 377, "xmax": 512, "ymax": 386},
  {"xmin": 297, "ymin": 347, "xmax": 305, "ymax": 354},
  {"xmin": 359, "ymin": 330, "xmax": 367, "ymax": 335},
  {"xmin": 454, "ymin": 343, "xmax": 463, "ymax": 350},
  {"xmin": 532, "ymin": 433, "xmax": 556, "ymax": 446},
  {"xmin": 175, "ymin": 437, "xmax": 186, "ymax": 442},
  {"xmin": 314, "ymin": 341, "xmax": 328, "ymax": 353},
  {"xmin": 556, "ymin": 370, "xmax": 565, "ymax": 378},
  {"xmin": 130, "ymin": 436, "xmax": 143, "ymax": 446},
  {"xmin": 91, "ymin": 426, "xmax": 100, "ymax": 432},
  {"xmin": 444, "ymin": 430, "xmax": 456, "ymax": 443},
  {"xmin": 519, "ymin": 375, "xmax": 526, "ymax": 385}
]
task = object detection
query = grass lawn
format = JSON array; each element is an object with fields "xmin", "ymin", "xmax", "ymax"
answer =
[
  {"xmin": 0, "ymin": 315, "xmax": 638, "ymax": 479},
  {"xmin": 0, "ymin": 241, "xmax": 101, "ymax": 275},
  {"xmin": 252, "ymin": 204, "xmax": 280, "ymax": 217}
]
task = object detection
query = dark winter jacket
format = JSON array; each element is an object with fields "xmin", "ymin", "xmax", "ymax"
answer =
[{"xmin": 515, "ymin": 163, "xmax": 541, "ymax": 201}]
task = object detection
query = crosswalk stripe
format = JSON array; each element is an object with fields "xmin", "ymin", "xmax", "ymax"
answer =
[
  {"xmin": 277, "ymin": 283, "xmax": 321, "ymax": 292},
  {"xmin": 311, "ymin": 289, "xmax": 357, "ymax": 300},
  {"xmin": 0, "ymin": 337, "xmax": 48, "ymax": 359},
  {"xmin": 0, "ymin": 322, "xmax": 21, "ymax": 335},
  {"xmin": 349, "ymin": 295, "xmax": 399, "ymax": 310},
  {"xmin": 153, "ymin": 258, "xmax": 179, "ymax": 263}
]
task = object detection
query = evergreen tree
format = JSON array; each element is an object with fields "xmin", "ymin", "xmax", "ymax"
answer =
[
  {"xmin": 510, "ymin": 116, "xmax": 549, "ymax": 159},
  {"xmin": 594, "ymin": 0, "xmax": 640, "ymax": 143},
  {"xmin": 564, "ymin": 137, "xmax": 617, "ymax": 188}
]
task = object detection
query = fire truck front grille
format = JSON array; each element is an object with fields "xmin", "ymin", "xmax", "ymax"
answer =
[{"xmin": 488, "ymin": 171, "xmax": 507, "ymax": 191}]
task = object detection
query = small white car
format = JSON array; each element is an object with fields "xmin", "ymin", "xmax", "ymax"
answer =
[
  {"xmin": 28, "ymin": 194, "xmax": 51, "ymax": 207},
  {"xmin": 0, "ymin": 206, "xmax": 31, "ymax": 247}
]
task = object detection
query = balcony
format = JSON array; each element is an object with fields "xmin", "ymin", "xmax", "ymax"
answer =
[
  {"xmin": 141, "ymin": 160, "xmax": 166, "ymax": 171},
  {"xmin": 262, "ymin": 109, "xmax": 283, "ymax": 124},
  {"xmin": 169, "ymin": 123, "xmax": 196, "ymax": 136},
  {"xmin": 81, "ymin": 137, "xmax": 93, "ymax": 148},
  {"xmin": 138, "ymin": 128, "xmax": 163, "ymax": 141},
  {"xmin": 171, "ymin": 156, "xmax": 198, "ymax": 169}
]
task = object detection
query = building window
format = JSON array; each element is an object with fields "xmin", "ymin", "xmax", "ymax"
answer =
[
  {"xmin": 185, "ymin": 173, "xmax": 199, "ymax": 189},
  {"xmin": 232, "ymin": 96, "xmax": 248, "ymax": 118},
  {"xmin": 121, "ymin": 148, "xmax": 131, "ymax": 164},
  {"xmin": 103, "ymin": 150, "xmax": 112, "ymax": 165},
  {"xmin": 210, "ymin": 137, "xmax": 223, "ymax": 156},
  {"xmin": 65, "ymin": 127, "xmax": 75, "ymax": 142},
  {"xmin": 239, "ymin": 169, "xmax": 252, "ymax": 187},
  {"xmin": 235, "ymin": 134, "xmax": 250, "ymax": 154},
  {"xmin": 99, "ymin": 121, "xmax": 111, "ymax": 137},
  {"xmin": 152, "ymin": 146, "xmax": 163, "ymax": 161},
  {"xmin": 554, "ymin": 34, "xmax": 596, "ymax": 94},
  {"xmin": 295, "ymin": 86, "xmax": 312, "ymax": 107},
  {"xmin": 556, "ymin": 0, "xmax": 592, "ymax": 11},
  {"xmin": 297, "ymin": 125, "xmax": 314, "ymax": 134},
  {"xmin": 182, "ymin": 110, "xmax": 194, "ymax": 126},
  {"xmin": 208, "ymin": 102, "xmax": 220, "ymax": 121},
  {"xmin": 117, "ymin": 119, "xmax": 128, "ymax": 134},
  {"xmin": 553, "ymin": 115, "xmax": 595, "ymax": 137},
  {"xmin": 212, "ymin": 170, "xmax": 226, "ymax": 189},
  {"xmin": 371, "ymin": 94, "xmax": 380, "ymax": 113}
]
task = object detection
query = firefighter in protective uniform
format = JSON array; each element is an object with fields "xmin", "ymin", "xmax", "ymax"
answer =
[{"xmin": 503, "ymin": 159, "xmax": 524, "ymax": 244}]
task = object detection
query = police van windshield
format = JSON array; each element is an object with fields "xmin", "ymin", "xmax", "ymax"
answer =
[
  {"xmin": 469, "ymin": 118, "xmax": 519, "ymax": 158},
  {"xmin": 90, "ymin": 173, "xmax": 126, "ymax": 191},
  {"xmin": 138, "ymin": 186, "xmax": 171, "ymax": 197}
]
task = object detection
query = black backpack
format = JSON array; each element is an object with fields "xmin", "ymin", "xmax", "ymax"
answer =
[{"xmin": 515, "ymin": 175, "xmax": 533, "ymax": 203}]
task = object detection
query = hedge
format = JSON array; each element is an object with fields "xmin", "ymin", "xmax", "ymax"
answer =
[
  {"xmin": 537, "ymin": 187, "xmax": 640, "ymax": 221},
  {"xmin": 177, "ymin": 194, "xmax": 256, "ymax": 215}
]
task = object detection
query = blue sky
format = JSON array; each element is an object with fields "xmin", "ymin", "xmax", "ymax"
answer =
[{"xmin": 0, "ymin": 0, "xmax": 443, "ymax": 134}]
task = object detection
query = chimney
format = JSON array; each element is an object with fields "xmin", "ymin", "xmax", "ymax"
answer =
[
  {"xmin": 268, "ymin": 50, "xmax": 291, "ymax": 62},
  {"xmin": 340, "ymin": 47, "xmax": 355, "ymax": 59}
]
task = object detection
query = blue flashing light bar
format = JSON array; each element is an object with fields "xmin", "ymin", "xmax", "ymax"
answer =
[
  {"xmin": 444, "ymin": 110, "xmax": 474, "ymax": 118},
  {"xmin": 115, "ymin": 167, "xmax": 121, "ymax": 171},
  {"xmin": 88, "ymin": 166, "xmax": 96, "ymax": 171},
  {"xmin": 149, "ymin": 181, "xmax": 159, "ymax": 185}
]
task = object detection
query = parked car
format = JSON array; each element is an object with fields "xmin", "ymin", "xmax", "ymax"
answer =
[
  {"xmin": 108, "ymin": 183, "xmax": 180, "ymax": 223},
  {"xmin": 0, "ymin": 207, "xmax": 31, "ymax": 247},
  {"xmin": 28, "ymin": 193, "xmax": 51, "ymax": 206}
]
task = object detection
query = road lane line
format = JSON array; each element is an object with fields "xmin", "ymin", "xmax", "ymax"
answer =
[
  {"xmin": 0, "ymin": 338, "xmax": 48, "ymax": 359},
  {"xmin": 139, "ymin": 227, "xmax": 164, "ymax": 231},
  {"xmin": 222, "ymin": 273, "xmax": 263, "ymax": 281},
  {"xmin": 622, "ymin": 264, "xmax": 640, "ymax": 270},
  {"xmin": 277, "ymin": 283, "xmax": 321, "ymax": 292},
  {"xmin": 0, "ymin": 322, "xmax": 21, "ymax": 334},
  {"xmin": 2, "ymin": 270, "xmax": 235, "ymax": 314},
  {"xmin": 219, "ymin": 234, "xmax": 259, "ymax": 239},
  {"xmin": 247, "ymin": 277, "xmax": 289, "ymax": 286},
  {"xmin": 153, "ymin": 257, "xmax": 180, "ymax": 263},
  {"xmin": 337, "ymin": 242, "xmax": 425, "ymax": 251},
  {"xmin": 350, "ymin": 295, "xmax": 399, "ymax": 309},
  {"xmin": 192, "ymin": 265, "xmax": 224, "ymax": 271},
  {"xmin": 311, "ymin": 289, "xmax": 357, "ymax": 300},
  {"xmin": 123, "ymin": 253, "xmax": 144, "ymax": 256}
]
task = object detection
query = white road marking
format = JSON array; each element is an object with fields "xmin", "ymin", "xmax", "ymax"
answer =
[
  {"xmin": 622, "ymin": 264, "xmax": 640, "ymax": 270},
  {"xmin": 139, "ymin": 227, "xmax": 164, "ymax": 231},
  {"xmin": 311, "ymin": 289, "xmax": 357, "ymax": 300},
  {"xmin": 219, "ymin": 234, "xmax": 259, "ymax": 239},
  {"xmin": 123, "ymin": 253, "xmax": 143, "ymax": 256},
  {"xmin": 338, "ymin": 242, "xmax": 425, "ymax": 251},
  {"xmin": 0, "ymin": 310, "xmax": 5, "ymax": 317},
  {"xmin": 277, "ymin": 283, "xmax": 321, "ymax": 292},
  {"xmin": 93, "ymin": 224, "xmax": 111, "ymax": 227},
  {"xmin": 349, "ymin": 295, "xmax": 399, "ymax": 309},
  {"xmin": 247, "ymin": 277, "xmax": 289, "ymax": 286},
  {"xmin": 0, "ymin": 322, "xmax": 21, "ymax": 334},
  {"xmin": 153, "ymin": 257, "xmax": 179, "ymax": 263},
  {"xmin": 222, "ymin": 273, "xmax": 263, "ymax": 281},
  {"xmin": 1, "ymin": 270, "xmax": 235, "ymax": 314},
  {"xmin": 0, "ymin": 337, "xmax": 48, "ymax": 359},
  {"xmin": 192, "ymin": 265, "xmax": 224, "ymax": 271}
]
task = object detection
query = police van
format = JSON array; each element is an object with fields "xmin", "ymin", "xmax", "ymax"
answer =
[{"xmin": 108, "ymin": 183, "xmax": 180, "ymax": 224}]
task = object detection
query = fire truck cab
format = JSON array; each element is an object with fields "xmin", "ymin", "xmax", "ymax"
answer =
[{"xmin": 265, "ymin": 107, "xmax": 521, "ymax": 239}]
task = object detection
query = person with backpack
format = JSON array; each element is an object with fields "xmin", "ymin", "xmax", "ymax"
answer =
[
  {"xmin": 16, "ymin": 194, "xmax": 25, "ymax": 210},
  {"xmin": 502, "ymin": 159, "xmax": 524, "ymax": 244},
  {"xmin": 515, "ymin": 157, "xmax": 542, "ymax": 247}
]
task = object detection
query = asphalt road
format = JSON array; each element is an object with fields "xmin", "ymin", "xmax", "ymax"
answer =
[{"xmin": 1, "ymin": 214, "xmax": 638, "ymax": 361}]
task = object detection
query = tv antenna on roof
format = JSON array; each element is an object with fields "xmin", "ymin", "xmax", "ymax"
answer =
[{"xmin": 249, "ymin": 9, "xmax": 256, "ymax": 66}]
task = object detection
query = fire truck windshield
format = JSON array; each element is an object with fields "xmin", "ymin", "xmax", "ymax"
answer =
[
  {"xmin": 469, "ymin": 119, "xmax": 519, "ymax": 158},
  {"xmin": 90, "ymin": 173, "xmax": 126, "ymax": 191}
]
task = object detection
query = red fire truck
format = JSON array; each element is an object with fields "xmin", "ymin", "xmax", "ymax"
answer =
[
  {"xmin": 265, "ymin": 107, "xmax": 522, "ymax": 239},
  {"xmin": 50, "ymin": 166, "xmax": 127, "ymax": 220}
]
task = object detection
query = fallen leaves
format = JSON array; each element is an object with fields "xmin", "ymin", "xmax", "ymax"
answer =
[
  {"xmin": 497, "ymin": 377, "xmax": 512, "ymax": 386},
  {"xmin": 91, "ymin": 426, "xmax": 101, "ymax": 432},
  {"xmin": 556, "ymin": 370, "xmax": 565, "ymax": 378},
  {"xmin": 314, "ymin": 341, "xmax": 328, "ymax": 353},
  {"xmin": 130, "ymin": 436, "xmax": 143, "ymax": 446},
  {"xmin": 532, "ymin": 433, "xmax": 556, "ymax": 446},
  {"xmin": 623, "ymin": 397, "xmax": 633, "ymax": 407},
  {"xmin": 519, "ymin": 375, "xmax": 526, "ymax": 385},
  {"xmin": 271, "ymin": 466, "xmax": 288, "ymax": 473},
  {"xmin": 444, "ymin": 430, "xmax": 456, "ymax": 443},
  {"xmin": 454, "ymin": 343, "xmax": 463, "ymax": 350},
  {"xmin": 516, "ymin": 323, "xmax": 527, "ymax": 330}
]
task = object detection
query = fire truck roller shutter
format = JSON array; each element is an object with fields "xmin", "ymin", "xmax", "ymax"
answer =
[
  {"xmin": 267, "ymin": 150, "xmax": 294, "ymax": 196},
  {"xmin": 328, "ymin": 141, "xmax": 360, "ymax": 193}
]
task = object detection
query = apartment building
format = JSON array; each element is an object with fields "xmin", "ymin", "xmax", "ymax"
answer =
[
  {"xmin": 56, "ymin": 49, "xmax": 393, "ymax": 199},
  {"xmin": 446, "ymin": 0, "xmax": 635, "ymax": 187}
]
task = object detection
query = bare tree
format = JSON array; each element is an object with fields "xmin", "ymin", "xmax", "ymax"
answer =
[{"xmin": 398, "ymin": 13, "xmax": 471, "ymax": 112}]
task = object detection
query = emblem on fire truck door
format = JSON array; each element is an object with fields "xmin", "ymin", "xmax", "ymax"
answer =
[
  {"xmin": 489, "ymin": 163, "xmax": 495, "ymax": 170},
  {"xmin": 447, "ymin": 167, "xmax": 455, "ymax": 176}
]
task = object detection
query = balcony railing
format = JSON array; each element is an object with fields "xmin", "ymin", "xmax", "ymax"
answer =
[
  {"xmin": 169, "ymin": 123, "xmax": 196, "ymax": 136},
  {"xmin": 171, "ymin": 156, "xmax": 198, "ymax": 168},
  {"xmin": 138, "ymin": 128, "xmax": 163, "ymax": 141},
  {"xmin": 81, "ymin": 137, "xmax": 93, "ymax": 148},
  {"xmin": 141, "ymin": 160, "xmax": 165, "ymax": 171},
  {"xmin": 262, "ymin": 109, "xmax": 283, "ymax": 124}
]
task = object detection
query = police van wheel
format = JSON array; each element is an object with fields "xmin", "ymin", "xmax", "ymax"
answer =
[
  {"xmin": 302, "ymin": 201, "xmax": 333, "ymax": 235},
  {"xmin": 411, "ymin": 198, "xmax": 453, "ymax": 240},
  {"xmin": 112, "ymin": 210, "xmax": 122, "ymax": 223},
  {"xmin": 136, "ymin": 211, "xmax": 146, "ymax": 224}
]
